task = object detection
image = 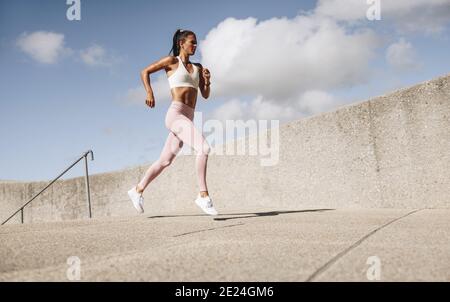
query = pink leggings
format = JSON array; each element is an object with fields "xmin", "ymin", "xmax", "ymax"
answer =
[{"xmin": 138, "ymin": 101, "xmax": 211, "ymax": 192}]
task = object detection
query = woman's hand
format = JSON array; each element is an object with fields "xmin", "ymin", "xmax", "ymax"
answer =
[
  {"xmin": 202, "ymin": 68, "xmax": 211, "ymax": 85},
  {"xmin": 145, "ymin": 91, "xmax": 155, "ymax": 108}
]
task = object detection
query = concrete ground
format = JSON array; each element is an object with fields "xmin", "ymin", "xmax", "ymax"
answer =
[{"xmin": 0, "ymin": 207, "xmax": 449, "ymax": 281}]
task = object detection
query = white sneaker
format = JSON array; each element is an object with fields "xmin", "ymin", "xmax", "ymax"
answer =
[
  {"xmin": 128, "ymin": 186, "xmax": 144, "ymax": 213},
  {"xmin": 195, "ymin": 194, "xmax": 218, "ymax": 216}
]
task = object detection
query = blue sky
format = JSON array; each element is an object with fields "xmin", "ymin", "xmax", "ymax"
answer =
[{"xmin": 0, "ymin": 0, "xmax": 449, "ymax": 181}]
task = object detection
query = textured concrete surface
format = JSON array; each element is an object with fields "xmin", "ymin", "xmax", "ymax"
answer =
[
  {"xmin": 0, "ymin": 207, "xmax": 449, "ymax": 281},
  {"xmin": 1, "ymin": 73, "xmax": 449, "ymax": 224}
]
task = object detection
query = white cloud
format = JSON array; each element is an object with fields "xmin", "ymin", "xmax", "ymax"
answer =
[
  {"xmin": 16, "ymin": 32, "xmax": 123, "ymax": 68},
  {"xmin": 123, "ymin": 86, "xmax": 147, "ymax": 105},
  {"xmin": 199, "ymin": 15, "xmax": 379, "ymax": 102},
  {"xmin": 249, "ymin": 96, "xmax": 299, "ymax": 121},
  {"xmin": 198, "ymin": 12, "xmax": 378, "ymax": 125},
  {"xmin": 121, "ymin": 74, "xmax": 172, "ymax": 106},
  {"xmin": 16, "ymin": 31, "xmax": 73, "ymax": 64},
  {"xmin": 210, "ymin": 98, "xmax": 247, "ymax": 121},
  {"xmin": 209, "ymin": 90, "xmax": 338, "ymax": 125},
  {"xmin": 315, "ymin": 0, "xmax": 367, "ymax": 21},
  {"xmin": 210, "ymin": 98, "xmax": 280, "ymax": 124},
  {"xmin": 297, "ymin": 90, "xmax": 338, "ymax": 115},
  {"xmin": 79, "ymin": 44, "xmax": 122, "ymax": 67},
  {"xmin": 386, "ymin": 38, "xmax": 420, "ymax": 71},
  {"xmin": 315, "ymin": 0, "xmax": 450, "ymax": 34}
]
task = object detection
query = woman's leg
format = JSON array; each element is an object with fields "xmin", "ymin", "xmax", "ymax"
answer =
[
  {"xmin": 137, "ymin": 131, "xmax": 183, "ymax": 192},
  {"xmin": 168, "ymin": 114, "xmax": 211, "ymax": 192}
]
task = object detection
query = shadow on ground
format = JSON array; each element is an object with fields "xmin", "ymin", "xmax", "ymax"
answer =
[{"xmin": 147, "ymin": 209, "xmax": 334, "ymax": 221}]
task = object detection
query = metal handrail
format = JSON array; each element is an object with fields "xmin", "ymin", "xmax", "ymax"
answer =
[{"xmin": 1, "ymin": 150, "xmax": 94, "ymax": 225}]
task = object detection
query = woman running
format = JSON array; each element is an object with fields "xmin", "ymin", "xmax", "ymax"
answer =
[{"xmin": 128, "ymin": 29, "xmax": 218, "ymax": 216}]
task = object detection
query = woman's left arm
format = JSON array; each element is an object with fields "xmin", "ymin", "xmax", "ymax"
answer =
[{"xmin": 197, "ymin": 63, "xmax": 211, "ymax": 99}]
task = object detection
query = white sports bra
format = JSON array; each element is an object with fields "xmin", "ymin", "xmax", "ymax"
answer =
[{"xmin": 167, "ymin": 56, "xmax": 200, "ymax": 89}]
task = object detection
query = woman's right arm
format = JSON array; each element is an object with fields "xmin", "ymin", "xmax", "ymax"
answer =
[{"xmin": 140, "ymin": 56, "xmax": 174, "ymax": 108}]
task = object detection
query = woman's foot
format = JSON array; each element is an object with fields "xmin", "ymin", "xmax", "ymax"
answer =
[
  {"xmin": 128, "ymin": 186, "xmax": 144, "ymax": 213},
  {"xmin": 136, "ymin": 184, "xmax": 144, "ymax": 194},
  {"xmin": 195, "ymin": 194, "xmax": 218, "ymax": 216}
]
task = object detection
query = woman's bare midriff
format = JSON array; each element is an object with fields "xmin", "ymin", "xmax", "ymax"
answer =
[{"xmin": 170, "ymin": 87, "xmax": 198, "ymax": 109}]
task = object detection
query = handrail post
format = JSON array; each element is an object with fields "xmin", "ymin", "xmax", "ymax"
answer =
[
  {"xmin": 84, "ymin": 150, "xmax": 94, "ymax": 219},
  {"xmin": 1, "ymin": 150, "xmax": 95, "ymax": 226}
]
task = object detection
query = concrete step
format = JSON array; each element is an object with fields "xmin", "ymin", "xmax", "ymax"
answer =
[{"xmin": 1, "ymin": 208, "xmax": 448, "ymax": 281}]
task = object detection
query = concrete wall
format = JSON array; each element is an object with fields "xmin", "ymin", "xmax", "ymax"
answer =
[{"xmin": 1, "ymin": 73, "xmax": 449, "ymax": 224}]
